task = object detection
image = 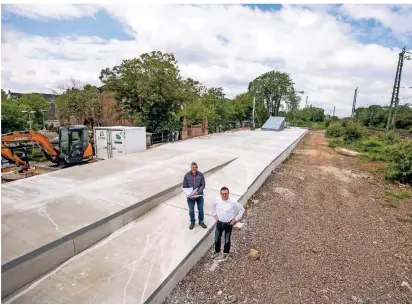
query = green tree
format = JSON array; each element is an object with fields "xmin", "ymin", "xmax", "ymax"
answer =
[
  {"xmin": 54, "ymin": 81, "xmax": 102, "ymax": 129},
  {"xmin": 99, "ymin": 51, "xmax": 187, "ymax": 132},
  {"xmin": 232, "ymin": 92, "xmax": 253, "ymax": 124},
  {"xmin": 248, "ymin": 70, "xmax": 296, "ymax": 117},
  {"xmin": 394, "ymin": 104, "xmax": 412, "ymax": 130},
  {"xmin": 1, "ymin": 90, "xmax": 27, "ymax": 132},
  {"xmin": 179, "ymin": 100, "xmax": 213, "ymax": 125},
  {"xmin": 200, "ymin": 87, "xmax": 232, "ymax": 131},
  {"xmin": 284, "ymin": 92, "xmax": 301, "ymax": 117},
  {"xmin": 1, "ymin": 90, "xmax": 49, "ymax": 132},
  {"xmin": 294, "ymin": 106, "xmax": 325, "ymax": 122},
  {"xmin": 17, "ymin": 93, "xmax": 49, "ymax": 128}
]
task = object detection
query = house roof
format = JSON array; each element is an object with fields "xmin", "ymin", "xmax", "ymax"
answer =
[{"xmin": 8, "ymin": 91, "xmax": 59, "ymax": 103}]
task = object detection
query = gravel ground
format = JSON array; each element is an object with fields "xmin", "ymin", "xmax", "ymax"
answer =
[{"xmin": 165, "ymin": 130, "xmax": 412, "ymax": 304}]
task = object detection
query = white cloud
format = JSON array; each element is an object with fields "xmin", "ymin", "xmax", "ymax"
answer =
[
  {"xmin": 340, "ymin": 4, "xmax": 412, "ymax": 36},
  {"xmin": 2, "ymin": 4, "xmax": 101, "ymax": 20},
  {"xmin": 1, "ymin": 4, "xmax": 412, "ymax": 117}
]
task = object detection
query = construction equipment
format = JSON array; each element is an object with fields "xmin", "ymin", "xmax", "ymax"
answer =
[{"xmin": 1, "ymin": 125, "xmax": 94, "ymax": 166}]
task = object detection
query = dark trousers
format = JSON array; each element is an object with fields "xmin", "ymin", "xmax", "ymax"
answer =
[
  {"xmin": 214, "ymin": 221, "xmax": 233, "ymax": 253},
  {"xmin": 187, "ymin": 196, "xmax": 204, "ymax": 224}
]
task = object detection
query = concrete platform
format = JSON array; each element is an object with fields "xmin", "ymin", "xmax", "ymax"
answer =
[
  {"xmin": 2, "ymin": 150, "xmax": 234, "ymax": 264},
  {"xmin": 2, "ymin": 150, "xmax": 237, "ymax": 297},
  {"xmin": 2, "ymin": 128, "xmax": 307, "ymax": 303}
]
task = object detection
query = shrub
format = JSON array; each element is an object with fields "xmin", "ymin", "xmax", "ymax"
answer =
[
  {"xmin": 326, "ymin": 123, "xmax": 345, "ymax": 138},
  {"xmin": 378, "ymin": 131, "xmax": 401, "ymax": 145},
  {"xmin": 344, "ymin": 121, "xmax": 365, "ymax": 142},
  {"xmin": 384, "ymin": 140, "xmax": 412, "ymax": 185},
  {"xmin": 328, "ymin": 139, "xmax": 343, "ymax": 148},
  {"xmin": 354, "ymin": 138, "xmax": 384, "ymax": 153},
  {"xmin": 341, "ymin": 119, "xmax": 351, "ymax": 128}
]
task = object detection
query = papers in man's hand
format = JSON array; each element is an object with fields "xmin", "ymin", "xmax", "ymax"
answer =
[{"xmin": 182, "ymin": 187, "xmax": 203, "ymax": 198}]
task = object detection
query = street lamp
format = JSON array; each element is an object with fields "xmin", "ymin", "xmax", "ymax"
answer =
[{"xmin": 21, "ymin": 110, "xmax": 36, "ymax": 130}]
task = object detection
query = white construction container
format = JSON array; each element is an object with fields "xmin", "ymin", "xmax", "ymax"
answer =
[{"xmin": 93, "ymin": 126, "xmax": 146, "ymax": 160}]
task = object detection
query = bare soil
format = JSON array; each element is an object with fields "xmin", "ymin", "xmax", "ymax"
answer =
[{"xmin": 165, "ymin": 130, "xmax": 412, "ymax": 304}]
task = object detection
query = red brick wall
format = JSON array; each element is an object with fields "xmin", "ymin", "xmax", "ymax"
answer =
[
  {"xmin": 101, "ymin": 91, "xmax": 134, "ymax": 126},
  {"xmin": 181, "ymin": 118, "xmax": 209, "ymax": 140}
]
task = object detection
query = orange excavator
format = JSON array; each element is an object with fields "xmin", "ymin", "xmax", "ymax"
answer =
[{"xmin": 1, "ymin": 125, "xmax": 94, "ymax": 166}]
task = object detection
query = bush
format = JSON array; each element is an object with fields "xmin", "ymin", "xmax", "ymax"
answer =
[
  {"xmin": 378, "ymin": 131, "xmax": 401, "ymax": 145},
  {"xmin": 384, "ymin": 140, "xmax": 412, "ymax": 185},
  {"xmin": 326, "ymin": 123, "xmax": 345, "ymax": 138},
  {"xmin": 353, "ymin": 138, "xmax": 384, "ymax": 153},
  {"xmin": 344, "ymin": 121, "xmax": 365, "ymax": 142},
  {"xmin": 341, "ymin": 119, "xmax": 351, "ymax": 128},
  {"xmin": 328, "ymin": 139, "xmax": 343, "ymax": 148}
]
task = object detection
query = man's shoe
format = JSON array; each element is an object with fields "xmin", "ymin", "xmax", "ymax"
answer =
[
  {"xmin": 189, "ymin": 223, "xmax": 195, "ymax": 230},
  {"xmin": 211, "ymin": 252, "xmax": 220, "ymax": 259},
  {"xmin": 199, "ymin": 222, "xmax": 207, "ymax": 229},
  {"xmin": 222, "ymin": 253, "xmax": 229, "ymax": 260}
]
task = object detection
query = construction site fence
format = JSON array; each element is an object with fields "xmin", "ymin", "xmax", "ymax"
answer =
[{"xmin": 148, "ymin": 121, "xmax": 250, "ymax": 146}]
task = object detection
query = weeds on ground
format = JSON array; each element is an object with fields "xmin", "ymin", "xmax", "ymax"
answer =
[
  {"xmin": 328, "ymin": 139, "xmax": 343, "ymax": 149},
  {"xmin": 325, "ymin": 120, "xmax": 412, "ymax": 186},
  {"xmin": 384, "ymin": 189, "xmax": 411, "ymax": 201},
  {"xmin": 381, "ymin": 202, "xmax": 399, "ymax": 209},
  {"xmin": 396, "ymin": 215, "xmax": 412, "ymax": 224}
]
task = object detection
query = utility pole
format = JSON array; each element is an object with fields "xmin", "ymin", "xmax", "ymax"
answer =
[
  {"xmin": 305, "ymin": 96, "xmax": 308, "ymax": 108},
  {"xmin": 392, "ymin": 97, "xmax": 400, "ymax": 129},
  {"xmin": 351, "ymin": 87, "xmax": 358, "ymax": 118},
  {"xmin": 333, "ymin": 106, "xmax": 335, "ymax": 117},
  {"xmin": 387, "ymin": 46, "xmax": 411, "ymax": 130}
]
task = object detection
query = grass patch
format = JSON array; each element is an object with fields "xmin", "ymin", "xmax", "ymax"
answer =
[
  {"xmin": 325, "ymin": 122, "xmax": 412, "ymax": 185},
  {"xmin": 381, "ymin": 202, "xmax": 399, "ymax": 209},
  {"xmin": 328, "ymin": 139, "xmax": 343, "ymax": 149},
  {"xmin": 385, "ymin": 189, "xmax": 411, "ymax": 201},
  {"xmin": 396, "ymin": 216, "xmax": 412, "ymax": 224}
]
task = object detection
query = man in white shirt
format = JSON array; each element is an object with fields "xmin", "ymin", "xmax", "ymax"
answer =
[{"xmin": 210, "ymin": 186, "xmax": 245, "ymax": 260}]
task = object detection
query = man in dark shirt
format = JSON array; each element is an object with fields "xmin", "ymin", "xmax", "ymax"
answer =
[{"xmin": 183, "ymin": 162, "xmax": 207, "ymax": 230}]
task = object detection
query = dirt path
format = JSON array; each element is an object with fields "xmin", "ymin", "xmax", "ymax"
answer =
[{"xmin": 165, "ymin": 130, "xmax": 412, "ymax": 304}]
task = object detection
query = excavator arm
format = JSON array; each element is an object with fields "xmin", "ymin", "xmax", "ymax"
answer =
[
  {"xmin": 1, "ymin": 143, "xmax": 26, "ymax": 165},
  {"xmin": 1, "ymin": 131, "xmax": 59, "ymax": 163}
]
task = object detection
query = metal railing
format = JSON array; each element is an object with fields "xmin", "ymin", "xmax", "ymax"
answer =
[{"xmin": 147, "ymin": 121, "xmax": 250, "ymax": 147}]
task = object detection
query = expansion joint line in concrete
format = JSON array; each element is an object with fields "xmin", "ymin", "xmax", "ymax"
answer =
[{"xmin": 161, "ymin": 202, "xmax": 214, "ymax": 217}]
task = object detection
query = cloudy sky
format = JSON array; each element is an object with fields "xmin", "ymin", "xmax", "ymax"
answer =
[{"xmin": 1, "ymin": 3, "xmax": 412, "ymax": 117}]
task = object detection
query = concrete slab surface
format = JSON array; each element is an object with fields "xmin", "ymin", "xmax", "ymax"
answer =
[
  {"xmin": 3, "ymin": 127, "xmax": 307, "ymax": 303},
  {"xmin": 2, "ymin": 150, "xmax": 236, "ymax": 266},
  {"xmin": 6, "ymin": 200, "xmax": 215, "ymax": 304}
]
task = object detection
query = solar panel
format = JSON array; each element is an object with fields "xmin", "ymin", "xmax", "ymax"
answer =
[{"xmin": 261, "ymin": 116, "xmax": 286, "ymax": 131}]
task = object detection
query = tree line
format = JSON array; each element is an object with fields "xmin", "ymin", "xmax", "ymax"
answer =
[
  {"xmin": 1, "ymin": 90, "xmax": 49, "ymax": 132},
  {"xmin": 1, "ymin": 50, "xmax": 411, "ymax": 133}
]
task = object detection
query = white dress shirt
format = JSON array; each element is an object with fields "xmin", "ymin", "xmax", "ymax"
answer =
[{"xmin": 210, "ymin": 197, "xmax": 245, "ymax": 223}]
